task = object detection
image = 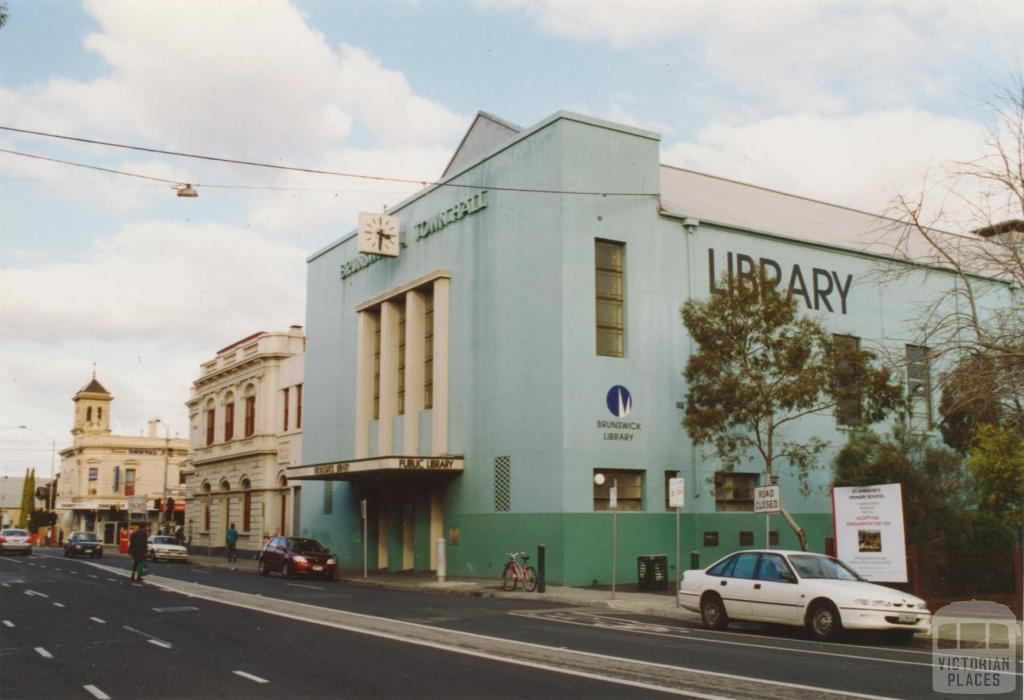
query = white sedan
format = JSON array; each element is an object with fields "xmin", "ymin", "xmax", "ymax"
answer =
[
  {"xmin": 678, "ymin": 549, "xmax": 930, "ymax": 643},
  {"xmin": 147, "ymin": 535, "xmax": 188, "ymax": 562}
]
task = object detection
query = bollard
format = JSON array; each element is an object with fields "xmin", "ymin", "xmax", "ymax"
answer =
[
  {"xmin": 690, "ymin": 550, "xmax": 700, "ymax": 571},
  {"xmin": 436, "ymin": 537, "xmax": 447, "ymax": 583},
  {"xmin": 537, "ymin": 544, "xmax": 546, "ymax": 593}
]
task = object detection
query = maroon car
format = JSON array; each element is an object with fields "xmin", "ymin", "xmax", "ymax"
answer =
[{"xmin": 258, "ymin": 536, "xmax": 337, "ymax": 580}]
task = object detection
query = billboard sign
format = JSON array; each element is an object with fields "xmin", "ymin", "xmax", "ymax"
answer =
[
  {"xmin": 832, "ymin": 483, "xmax": 907, "ymax": 582},
  {"xmin": 668, "ymin": 478, "xmax": 685, "ymax": 509},
  {"xmin": 754, "ymin": 485, "xmax": 780, "ymax": 513}
]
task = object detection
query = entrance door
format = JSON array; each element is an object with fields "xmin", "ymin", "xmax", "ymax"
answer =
[{"xmin": 103, "ymin": 522, "xmax": 115, "ymax": 544}]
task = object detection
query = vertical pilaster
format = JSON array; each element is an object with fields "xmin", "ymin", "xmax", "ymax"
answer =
[
  {"xmin": 354, "ymin": 311, "xmax": 377, "ymax": 458},
  {"xmin": 431, "ymin": 277, "xmax": 450, "ymax": 455},
  {"xmin": 404, "ymin": 290, "xmax": 426, "ymax": 454},
  {"xmin": 378, "ymin": 301, "xmax": 401, "ymax": 455}
]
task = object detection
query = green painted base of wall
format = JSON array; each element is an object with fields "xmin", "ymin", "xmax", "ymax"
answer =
[{"xmin": 446, "ymin": 512, "xmax": 835, "ymax": 586}]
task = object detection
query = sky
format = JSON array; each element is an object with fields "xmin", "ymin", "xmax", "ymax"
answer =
[{"xmin": 1, "ymin": 0, "xmax": 1022, "ymax": 477}]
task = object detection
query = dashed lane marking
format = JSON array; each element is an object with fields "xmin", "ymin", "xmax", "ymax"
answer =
[
  {"xmin": 83, "ymin": 684, "xmax": 110, "ymax": 699},
  {"xmin": 86, "ymin": 574, "xmax": 98, "ymax": 579},
  {"xmin": 89, "ymin": 617, "xmax": 106, "ymax": 624},
  {"xmin": 53, "ymin": 602, "xmax": 65, "ymax": 608},
  {"xmin": 285, "ymin": 583, "xmax": 324, "ymax": 591},
  {"xmin": 152, "ymin": 606, "xmax": 200, "ymax": 613},
  {"xmin": 234, "ymin": 671, "xmax": 270, "ymax": 684},
  {"xmin": 106, "ymin": 578, "xmax": 117, "ymax": 582},
  {"xmin": 2, "ymin": 620, "xmax": 13, "ymax": 627},
  {"xmin": 24, "ymin": 589, "xmax": 49, "ymax": 598},
  {"xmin": 123, "ymin": 625, "xmax": 172, "ymax": 648},
  {"xmin": 147, "ymin": 639, "xmax": 173, "ymax": 649},
  {"xmin": 34, "ymin": 647, "xmax": 53, "ymax": 659}
]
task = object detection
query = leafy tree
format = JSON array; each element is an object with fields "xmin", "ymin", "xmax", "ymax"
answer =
[
  {"xmin": 17, "ymin": 468, "xmax": 35, "ymax": 528},
  {"xmin": 0, "ymin": 4, "xmax": 7, "ymax": 31},
  {"xmin": 967, "ymin": 423, "xmax": 1024, "ymax": 538},
  {"xmin": 939, "ymin": 352, "xmax": 1024, "ymax": 452},
  {"xmin": 683, "ymin": 278, "xmax": 903, "ymax": 550},
  {"xmin": 833, "ymin": 425, "xmax": 967, "ymax": 547}
]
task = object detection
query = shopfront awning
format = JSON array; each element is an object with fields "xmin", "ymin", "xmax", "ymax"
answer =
[{"xmin": 287, "ymin": 455, "xmax": 464, "ymax": 481}]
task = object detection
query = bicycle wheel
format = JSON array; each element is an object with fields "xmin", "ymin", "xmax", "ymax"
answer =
[
  {"xmin": 523, "ymin": 566, "xmax": 538, "ymax": 592},
  {"xmin": 502, "ymin": 563, "xmax": 518, "ymax": 591}
]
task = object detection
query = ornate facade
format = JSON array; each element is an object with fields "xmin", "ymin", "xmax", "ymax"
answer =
[
  {"xmin": 184, "ymin": 327, "xmax": 304, "ymax": 557},
  {"xmin": 55, "ymin": 375, "xmax": 188, "ymax": 542}
]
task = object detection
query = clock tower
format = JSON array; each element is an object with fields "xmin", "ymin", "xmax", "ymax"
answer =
[{"xmin": 72, "ymin": 371, "xmax": 113, "ymax": 436}]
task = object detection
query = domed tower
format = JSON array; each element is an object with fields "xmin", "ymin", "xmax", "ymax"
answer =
[{"xmin": 72, "ymin": 371, "xmax": 113, "ymax": 436}]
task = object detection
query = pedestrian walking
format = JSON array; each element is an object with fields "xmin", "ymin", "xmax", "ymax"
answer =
[
  {"xmin": 226, "ymin": 523, "xmax": 239, "ymax": 562},
  {"xmin": 174, "ymin": 525, "xmax": 185, "ymax": 546},
  {"xmin": 128, "ymin": 523, "xmax": 148, "ymax": 583}
]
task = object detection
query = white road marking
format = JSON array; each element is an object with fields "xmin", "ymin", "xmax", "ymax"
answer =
[
  {"xmin": 86, "ymin": 574, "xmax": 98, "ymax": 579},
  {"xmin": 34, "ymin": 647, "xmax": 53, "ymax": 659},
  {"xmin": 233, "ymin": 671, "xmax": 270, "ymax": 684},
  {"xmin": 152, "ymin": 606, "xmax": 199, "ymax": 613},
  {"xmin": 285, "ymin": 583, "xmax": 323, "ymax": 590},
  {"xmin": 53, "ymin": 602, "xmax": 66, "ymax": 608},
  {"xmin": 1, "ymin": 583, "xmax": 9, "ymax": 587},
  {"xmin": 179, "ymin": 584, "xmax": 901, "ymax": 700},
  {"xmin": 107, "ymin": 578, "xmax": 117, "ymax": 582},
  {"xmin": 123, "ymin": 625, "xmax": 172, "ymax": 648},
  {"xmin": 90, "ymin": 617, "xmax": 106, "ymax": 624},
  {"xmin": 189, "ymin": 568, "xmax": 211, "ymax": 574},
  {"xmin": 2, "ymin": 620, "xmax": 13, "ymax": 627},
  {"xmin": 147, "ymin": 639, "xmax": 173, "ymax": 649},
  {"xmin": 509, "ymin": 610, "xmax": 938, "ymax": 670},
  {"xmin": 83, "ymin": 684, "xmax": 111, "ymax": 699},
  {"xmin": 24, "ymin": 589, "xmax": 49, "ymax": 598}
]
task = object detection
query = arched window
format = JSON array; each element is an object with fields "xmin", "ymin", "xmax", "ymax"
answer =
[
  {"xmin": 205, "ymin": 399, "xmax": 216, "ymax": 446},
  {"xmin": 241, "ymin": 478, "xmax": 252, "ymax": 532},
  {"xmin": 244, "ymin": 385, "xmax": 257, "ymax": 437},
  {"xmin": 224, "ymin": 392, "xmax": 235, "ymax": 441}
]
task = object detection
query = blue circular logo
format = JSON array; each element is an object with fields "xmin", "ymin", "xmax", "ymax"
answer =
[{"xmin": 606, "ymin": 385, "xmax": 632, "ymax": 417}]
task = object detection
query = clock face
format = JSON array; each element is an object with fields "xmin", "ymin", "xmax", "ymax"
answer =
[{"xmin": 357, "ymin": 213, "xmax": 399, "ymax": 257}]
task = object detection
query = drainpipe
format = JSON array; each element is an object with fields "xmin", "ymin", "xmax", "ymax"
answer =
[{"xmin": 681, "ymin": 218, "xmax": 701, "ymax": 499}]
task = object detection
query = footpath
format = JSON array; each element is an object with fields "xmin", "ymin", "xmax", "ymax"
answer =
[{"xmin": 180, "ymin": 551, "xmax": 701, "ymax": 622}]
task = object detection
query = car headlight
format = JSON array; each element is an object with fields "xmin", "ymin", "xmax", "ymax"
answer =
[
  {"xmin": 326, "ymin": 558, "xmax": 336, "ymax": 565},
  {"xmin": 292, "ymin": 555, "xmax": 308, "ymax": 564},
  {"xmin": 853, "ymin": 599, "xmax": 893, "ymax": 608}
]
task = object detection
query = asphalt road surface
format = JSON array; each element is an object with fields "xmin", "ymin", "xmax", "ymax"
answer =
[{"xmin": 2, "ymin": 551, "xmax": 1019, "ymax": 699}]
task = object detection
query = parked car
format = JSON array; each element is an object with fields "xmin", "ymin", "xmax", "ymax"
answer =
[
  {"xmin": 64, "ymin": 531, "xmax": 103, "ymax": 558},
  {"xmin": 677, "ymin": 549, "xmax": 930, "ymax": 643},
  {"xmin": 258, "ymin": 536, "xmax": 336, "ymax": 579},
  {"xmin": 148, "ymin": 535, "xmax": 188, "ymax": 562},
  {"xmin": 0, "ymin": 528, "xmax": 32, "ymax": 556}
]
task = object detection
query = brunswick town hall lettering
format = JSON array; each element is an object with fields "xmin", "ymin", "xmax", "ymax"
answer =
[{"xmin": 708, "ymin": 248, "xmax": 854, "ymax": 315}]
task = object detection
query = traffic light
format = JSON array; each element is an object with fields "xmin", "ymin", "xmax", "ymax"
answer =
[
  {"xmin": 154, "ymin": 498, "xmax": 162, "ymax": 512},
  {"xmin": 166, "ymin": 497, "xmax": 175, "ymax": 512}
]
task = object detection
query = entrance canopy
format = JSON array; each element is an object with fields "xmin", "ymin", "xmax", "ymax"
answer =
[{"xmin": 287, "ymin": 455, "xmax": 464, "ymax": 481}]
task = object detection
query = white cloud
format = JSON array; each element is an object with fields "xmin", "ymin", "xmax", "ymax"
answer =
[
  {"xmin": 662, "ymin": 109, "xmax": 989, "ymax": 218},
  {"xmin": 0, "ymin": 221, "xmax": 306, "ymax": 345}
]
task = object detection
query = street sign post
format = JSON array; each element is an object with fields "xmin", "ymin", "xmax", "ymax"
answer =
[
  {"xmin": 755, "ymin": 485, "xmax": 780, "ymax": 548},
  {"xmin": 668, "ymin": 478, "xmax": 684, "ymax": 606}
]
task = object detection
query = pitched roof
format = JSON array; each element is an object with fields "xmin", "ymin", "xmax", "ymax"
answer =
[
  {"xmin": 441, "ymin": 111, "xmax": 522, "ymax": 179},
  {"xmin": 77, "ymin": 377, "xmax": 110, "ymax": 395}
]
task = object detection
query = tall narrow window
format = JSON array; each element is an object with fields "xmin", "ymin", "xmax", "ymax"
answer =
[
  {"xmin": 373, "ymin": 311, "xmax": 381, "ymax": 420},
  {"xmin": 224, "ymin": 401, "xmax": 235, "ymax": 441},
  {"xmin": 125, "ymin": 468, "xmax": 136, "ymax": 496},
  {"xmin": 296, "ymin": 384, "xmax": 303, "ymax": 429},
  {"xmin": 282, "ymin": 387, "xmax": 290, "ymax": 431},
  {"xmin": 322, "ymin": 482, "xmax": 334, "ymax": 515},
  {"xmin": 203, "ymin": 503, "xmax": 210, "ymax": 531},
  {"xmin": 244, "ymin": 395, "xmax": 256, "ymax": 437},
  {"xmin": 907, "ymin": 345, "xmax": 931, "ymax": 430},
  {"xmin": 424, "ymin": 290, "xmax": 434, "ymax": 409},
  {"xmin": 595, "ymin": 239, "xmax": 625, "ymax": 357},
  {"xmin": 97, "ymin": 408, "xmax": 102, "ymax": 421},
  {"xmin": 833, "ymin": 334, "xmax": 862, "ymax": 427},
  {"xmin": 206, "ymin": 407, "xmax": 215, "ymax": 445},
  {"xmin": 397, "ymin": 303, "xmax": 406, "ymax": 415},
  {"xmin": 86, "ymin": 406, "xmax": 92, "ymax": 421},
  {"xmin": 242, "ymin": 479, "xmax": 252, "ymax": 531}
]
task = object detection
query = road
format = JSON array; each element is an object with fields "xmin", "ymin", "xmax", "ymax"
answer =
[{"xmin": 1, "ymin": 551, "xmax": 1018, "ymax": 699}]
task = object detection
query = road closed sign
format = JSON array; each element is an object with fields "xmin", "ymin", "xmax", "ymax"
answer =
[{"xmin": 754, "ymin": 485, "xmax": 780, "ymax": 513}]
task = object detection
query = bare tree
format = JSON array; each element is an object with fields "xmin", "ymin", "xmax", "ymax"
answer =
[{"xmin": 882, "ymin": 79, "xmax": 1024, "ymax": 428}]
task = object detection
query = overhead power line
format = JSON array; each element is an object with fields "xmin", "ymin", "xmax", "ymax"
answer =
[
  {"xmin": 0, "ymin": 124, "xmax": 659, "ymax": 197},
  {"xmin": 0, "ymin": 147, "xmax": 185, "ymax": 187}
]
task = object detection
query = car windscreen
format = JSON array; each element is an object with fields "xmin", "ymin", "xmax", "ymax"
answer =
[
  {"xmin": 787, "ymin": 554, "xmax": 863, "ymax": 581},
  {"xmin": 75, "ymin": 534, "xmax": 99, "ymax": 541},
  {"xmin": 288, "ymin": 538, "xmax": 326, "ymax": 552},
  {"xmin": 152, "ymin": 537, "xmax": 175, "ymax": 545},
  {"xmin": 1, "ymin": 530, "xmax": 27, "ymax": 536}
]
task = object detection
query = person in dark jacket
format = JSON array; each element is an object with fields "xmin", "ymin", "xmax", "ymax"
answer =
[{"xmin": 128, "ymin": 523, "xmax": 148, "ymax": 583}]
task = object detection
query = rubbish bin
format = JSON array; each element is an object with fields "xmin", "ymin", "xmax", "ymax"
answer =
[{"xmin": 637, "ymin": 554, "xmax": 669, "ymax": 592}]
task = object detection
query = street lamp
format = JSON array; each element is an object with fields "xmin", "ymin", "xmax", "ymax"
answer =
[
  {"xmin": 155, "ymin": 418, "xmax": 171, "ymax": 532},
  {"xmin": 594, "ymin": 472, "xmax": 618, "ymax": 599},
  {"xmin": 18, "ymin": 425, "xmax": 56, "ymax": 544}
]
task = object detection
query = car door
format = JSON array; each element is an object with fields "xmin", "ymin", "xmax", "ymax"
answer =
[
  {"xmin": 745, "ymin": 553, "xmax": 803, "ymax": 624},
  {"xmin": 719, "ymin": 552, "xmax": 760, "ymax": 619}
]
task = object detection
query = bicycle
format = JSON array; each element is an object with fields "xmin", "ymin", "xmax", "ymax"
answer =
[{"xmin": 502, "ymin": 551, "xmax": 538, "ymax": 592}]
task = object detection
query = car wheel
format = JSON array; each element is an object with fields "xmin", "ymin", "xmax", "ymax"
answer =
[
  {"xmin": 700, "ymin": 594, "xmax": 729, "ymax": 631},
  {"xmin": 258, "ymin": 560, "xmax": 269, "ymax": 577},
  {"xmin": 807, "ymin": 601, "xmax": 843, "ymax": 641}
]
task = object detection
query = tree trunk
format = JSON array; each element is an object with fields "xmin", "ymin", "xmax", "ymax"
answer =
[{"xmin": 779, "ymin": 506, "xmax": 808, "ymax": 551}]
